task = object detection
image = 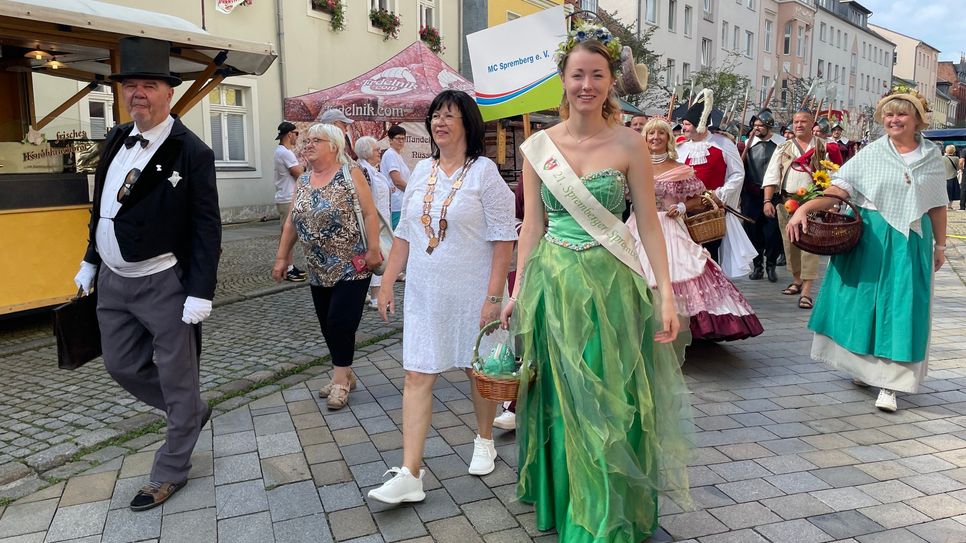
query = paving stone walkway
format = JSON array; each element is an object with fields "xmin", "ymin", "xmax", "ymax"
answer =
[{"xmin": 1, "ymin": 225, "xmax": 966, "ymax": 542}]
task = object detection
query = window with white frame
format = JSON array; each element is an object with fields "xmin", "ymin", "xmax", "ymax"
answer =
[
  {"xmin": 796, "ymin": 25, "xmax": 805, "ymax": 57},
  {"xmin": 703, "ymin": 0, "xmax": 712, "ymax": 17},
  {"xmin": 684, "ymin": 5, "xmax": 692, "ymax": 36},
  {"xmin": 819, "ymin": 22, "xmax": 826, "ymax": 42},
  {"xmin": 645, "ymin": 0, "xmax": 657, "ymax": 24},
  {"xmin": 733, "ymin": 25, "xmax": 740, "ymax": 52},
  {"xmin": 370, "ymin": 0, "xmax": 394, "ymax": 11},
  {"xmin": 760, "ymin": 76, "xmax": 770, "ymax": 104},
  {"xmin": 418, "ymin": 0, "xmax": 436, "ymax": 28},
  {"xmin": 721, "ymin": 21, "xmax": 728, "ymax": 48},
  {"xmin": 208, "ymin": 85, "xmax": 251, "ymax": 167},
  {"xmin": 764, "ymin": 19, "xmax": 773, "ymax": 53},
  {"xmin": 701, "ymin": 38, "xmax": 712, "ymax": 66},
  {"xmin": 746, "ymin": 0, "xmax": 753, "ymax": 8},
  {"xmin": 668, "ymin": 0, "xmax": 677, "ymax": 32},
  {"xmin": 844, "ymin": 32, "xmax": 848, "ymax": 50},
  {"xmin": 817, "ymin": 59, "xmax": 825, "ymax": 78},
  {"xmin": 783, "ymin": 22, "xmax": 791, "ymax": 55},
  {"xmin": 580, "ymin": 0, "xmax": 598, "ymax": 11},
  {"xmin": 666, "ymin": 59, "xmax": 676, "ymax": 84},
  {"xmin": 683, "ymin": 62, "xmax": 690, "ymax": 80},
  {"xmin": 84, "ymin": 84, "xmax": 114, "ymax": 139},
  {"xmin": 745, "ymin": 31, "xmax": 753, "ymax": 57}
]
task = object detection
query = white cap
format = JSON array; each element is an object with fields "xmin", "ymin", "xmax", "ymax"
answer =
[{"xmin": 318, "ymin": 108, "xmax": 354, "ymax": 125}]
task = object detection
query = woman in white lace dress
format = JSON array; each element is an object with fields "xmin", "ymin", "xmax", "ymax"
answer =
[
  {"xmin": 369, "ymin": 90, "xmax": 517, "ymax": 505},
  {"xmin": 355, "ymin": 136, "xmax": 395, "ymax": 308}
]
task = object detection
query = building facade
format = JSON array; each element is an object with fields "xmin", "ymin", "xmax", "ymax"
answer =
[
  {"xmin": 34, "ymin": 0, "xmax": 459, "ymax": 222},
  {"xmin": 811, "ymin": 0, "xmax": 893, "ymax": 114},
  {"xmin": 938, "ymin": 60, "xmax": 966, "ymax": 127},
  {"xmin": 870, "ymin": 25, "xmax": 939, "ymax": 106}
]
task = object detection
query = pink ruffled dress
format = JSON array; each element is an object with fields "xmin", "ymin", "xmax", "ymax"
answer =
[{"xmin": 627, "ymin": 165, "xmax": 764, "ymax": 341}]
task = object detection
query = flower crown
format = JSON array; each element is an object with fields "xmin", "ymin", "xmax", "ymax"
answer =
[
  {"xmin": 555, "ymin": 23, "xmax": 622, "ymax": 72},
  {"xmin": 884, "ymin": 85, "xmax": 931, "ymax": 113}
]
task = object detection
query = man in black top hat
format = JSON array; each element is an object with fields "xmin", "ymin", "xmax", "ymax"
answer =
[
  {"xmin": 72, "ymin": 36, "xmax": 219, "ymax": 511},
  {"xmin": 742, "ymin": 108, "xmax": 784, "ymax": 282}
]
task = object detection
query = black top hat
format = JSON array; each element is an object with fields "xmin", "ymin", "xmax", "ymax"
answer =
[{"xmin": 110, "ymin": 37, "xmax": 182, "ymax": 87}]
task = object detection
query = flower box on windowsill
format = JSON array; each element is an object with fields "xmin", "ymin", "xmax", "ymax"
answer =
[
  {"xmin": 369, "ymin": 8, "xmax": 400, "ymax": 41},
  {"xmin": 311, "ymin": 0, "xmax": 345, "ymax": 31},
  {"xmin": 419, "ymin": 26, "xmax": 444, "ymax": 54}
]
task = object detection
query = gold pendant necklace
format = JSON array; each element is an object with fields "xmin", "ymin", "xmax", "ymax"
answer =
[
  {"xmin": 565, "ymin": 121, "xmax": 607, "ymax": 144},
  {"xmin": 422, "ymin": 158, "xmax": 473, "ymax": 254}
]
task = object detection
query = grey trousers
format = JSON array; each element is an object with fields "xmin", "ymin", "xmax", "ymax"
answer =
[{"xmin": 96, "ymin": 265, "xmax": 206, "ymax": 484}]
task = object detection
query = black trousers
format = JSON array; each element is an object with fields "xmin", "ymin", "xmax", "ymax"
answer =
[
  {"xmin": 310, "ymin": 278, "xmax": 371, "ymax": 366},
  {"xmin": 741, "ymin": 190, "xmax": 783, "ymax": 267}
]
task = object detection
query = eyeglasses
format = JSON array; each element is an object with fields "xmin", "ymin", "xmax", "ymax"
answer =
[
  {"xmin": 306, "ymin": 137, "xmax": 328, "ymax": 145},
  {"xmin": 430, "ymin": 112, "xmax": 462, "ymax": 124},
  {"xmin": 117, "ymin": 167, "xmax": 141, "ymax": 203}
]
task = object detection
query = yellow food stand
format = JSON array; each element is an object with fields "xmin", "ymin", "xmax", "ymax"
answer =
[{"xmin": 0, "ymin": 0, "xmax": 276, "ymax": 314}]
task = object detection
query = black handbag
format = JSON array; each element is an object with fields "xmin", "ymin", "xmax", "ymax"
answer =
[{"xmin": 53, "ymin": 287, "xmax": 102, "ymax": 370}]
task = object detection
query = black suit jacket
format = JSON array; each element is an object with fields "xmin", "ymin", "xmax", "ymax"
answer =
[{"xmin": 83, "ymin": 116, "xmax": 221, "ymax": 300}]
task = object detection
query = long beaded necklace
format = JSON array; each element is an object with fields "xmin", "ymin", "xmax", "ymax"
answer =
[{"xmin": 421, "ymin": 157, "xmax": 473, "ymax": 254}]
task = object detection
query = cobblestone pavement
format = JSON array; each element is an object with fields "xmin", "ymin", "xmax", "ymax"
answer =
[
  {"xmin": 0, "ymin": 220, "xmax": 301, "ymax": 358},
  {"xmin": 1, "ymin": 225, "xmax": 966, "ymax": 542}
]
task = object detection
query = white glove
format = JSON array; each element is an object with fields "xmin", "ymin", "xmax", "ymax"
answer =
[
  {"xmin": 182, "ymin": 296, "xmax": 212, "ymax": 324},
  {"xmin": 74, "ymin": 261, "xmax": 97, "ymax": 294}
]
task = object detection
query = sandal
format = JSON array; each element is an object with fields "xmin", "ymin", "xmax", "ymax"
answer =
[
  {"xmin": 782, "ymin": 283, "xmax": 803, "ymax": 295},
  {"xmin": 798, "ymin": 295, "xmax": 814, "ymax": 309}
]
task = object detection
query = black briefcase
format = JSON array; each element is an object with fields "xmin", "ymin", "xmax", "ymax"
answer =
[{"xmin": 52, "ymin": 288, "xmax": 102, "ymax": 370}]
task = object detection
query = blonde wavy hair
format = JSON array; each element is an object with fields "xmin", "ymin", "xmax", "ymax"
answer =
[
  {"xmin": 642, "ymin": 118, "xmax": 678, "ymax": 160},
  {"xmin": 557, "ymin": 40, "xmax": 621, "ymax": 124}
]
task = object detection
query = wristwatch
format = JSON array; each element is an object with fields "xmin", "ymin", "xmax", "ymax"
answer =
[{"xmin": 486, "ymin": 295, "xmax": 503, "ymax": 303}]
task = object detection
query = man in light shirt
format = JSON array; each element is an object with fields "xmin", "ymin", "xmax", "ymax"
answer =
[
  {"xmin": 273, "ymin": 121, "xmax": 306, "ymax": 282},
  {"xmin": 761, "ymin": 109, "xmax": 840, "ymax": 310},
  {"xmin": 72, "ymin": 37, "xmax": 219, "ymax": 511},
  {"xmin": 380, "ymin": 125, "xmax": 410, "ymax": 229}
]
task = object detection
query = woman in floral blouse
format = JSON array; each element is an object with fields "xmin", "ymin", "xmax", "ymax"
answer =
[{"xmin": 273, "ymin": 123, "xmax": 382, "ymax": 410}]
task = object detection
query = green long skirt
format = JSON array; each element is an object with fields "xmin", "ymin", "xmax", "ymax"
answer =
[
  {"xmin": 808, "ymin": 209, "xmax": 933, "ymax": 363},
  {"xmin": 514, "ymin": 241, "xmax": 692, "ymax": 542}
]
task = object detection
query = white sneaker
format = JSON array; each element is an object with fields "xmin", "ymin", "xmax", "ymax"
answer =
[
  {"xmin": 367, "ymin": 467, "xmax": 425, "ymax": 504},
  {"xmin": 875, "ymin": 389, "xmax": 898, "ymax": 412},
  {"xmin": 468, "ymin": 435, "xmax": 497, "ymax": 475},
  {"xmin": 493, "ymin": 411, "xmax": 516, "ymax": 430}
]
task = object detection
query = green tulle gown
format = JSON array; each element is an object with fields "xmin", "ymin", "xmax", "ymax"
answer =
[{"xmin": 515, "ymin": 169, "xmax": 693, "ymax": 542}]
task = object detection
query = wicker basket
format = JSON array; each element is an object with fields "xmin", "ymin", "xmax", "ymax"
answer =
[
  {"xmin": 684, "ymin": 195, "xmax": 726, "ymax": 244},
  {"xmin": 471, "ymin": 321, "xmax": 530, "ymax": 402},
  {"xmin": 791, "ymin": 194, "xmax": 863, "ymax": 255}
]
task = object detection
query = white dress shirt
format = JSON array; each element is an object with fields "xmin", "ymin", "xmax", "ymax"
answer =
[{"xmin": 95, "ymin": 115, "xmax": 178, "ymax": 277}]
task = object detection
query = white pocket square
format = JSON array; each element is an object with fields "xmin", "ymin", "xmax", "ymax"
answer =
[{"xmin": 168, "ymin": 171, "xmax": 182, "ymax": 187}]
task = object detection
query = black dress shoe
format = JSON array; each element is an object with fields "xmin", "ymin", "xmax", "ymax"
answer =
[
  {"xmin": 766, "ymin": 264, "xmax": 777, "ymax": 283},
  {"xmin": 749, "ymin": 266, "xmax": 764, "ymax": 280}
]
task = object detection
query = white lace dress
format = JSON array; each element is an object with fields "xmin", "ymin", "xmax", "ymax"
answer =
[{"xmin": 396, "ymin": 157, "xmax": 517, "ymax": 373}]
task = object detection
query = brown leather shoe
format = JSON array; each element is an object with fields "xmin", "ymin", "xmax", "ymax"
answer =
[
  {"xmin": 318, "ymin": 369, "xmax": 357, "ymax": 398},
  {"xmin": 130, "ymin": 481, "xmax": 184, "ymax": 511},
  {"xmin": 327, "ymin": 383, "xmax": 350, "ymax": 410}
]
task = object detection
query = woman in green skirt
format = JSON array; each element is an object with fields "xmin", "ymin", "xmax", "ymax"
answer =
[
  {"xmin": 499, "ymin": 22, "xmax": 692, "ymax": 542},
  {"xmin": 787, "ymin": 88, "xmax": 948, "ymax": 413}
]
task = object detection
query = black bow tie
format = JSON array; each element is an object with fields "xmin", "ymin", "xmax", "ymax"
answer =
[{"xmin": 124, "ymin": 134, "xmax": 149, "ymax": 149}]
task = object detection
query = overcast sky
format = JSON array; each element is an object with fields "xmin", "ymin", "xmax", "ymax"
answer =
[{"xmin": 861, "ymin": 0, "xmax": 961, "ymax": 61}]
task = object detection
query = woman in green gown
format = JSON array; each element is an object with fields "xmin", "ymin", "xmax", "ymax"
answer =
[{"xmin": 499, "ymin": 24, "xmax": 693, "ymax": 542}]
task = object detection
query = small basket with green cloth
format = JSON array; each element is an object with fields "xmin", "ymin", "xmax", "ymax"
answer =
[{"xmin": 471, "ymin": 321, "xmax": 533, "ymax": 402}]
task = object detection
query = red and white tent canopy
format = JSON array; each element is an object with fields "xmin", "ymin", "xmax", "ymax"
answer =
[{"xmin": 283, "ymin": 41, "xmax": 473, "ymax": 123}]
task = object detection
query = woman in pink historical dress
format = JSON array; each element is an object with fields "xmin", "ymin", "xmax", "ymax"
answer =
[{"xmin": 628, "ymin": 118, "xmax": 763, "ymax": 341}]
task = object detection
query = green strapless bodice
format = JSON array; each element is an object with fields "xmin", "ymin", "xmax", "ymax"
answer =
[{"xmin": 540, "ymin": 168, "xmax": 627, "ymax": 250}]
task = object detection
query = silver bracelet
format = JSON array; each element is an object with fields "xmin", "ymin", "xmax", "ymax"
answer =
[{"xmin": 935, "ymin": 244, "xmax": 947, "ymax": 251}]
